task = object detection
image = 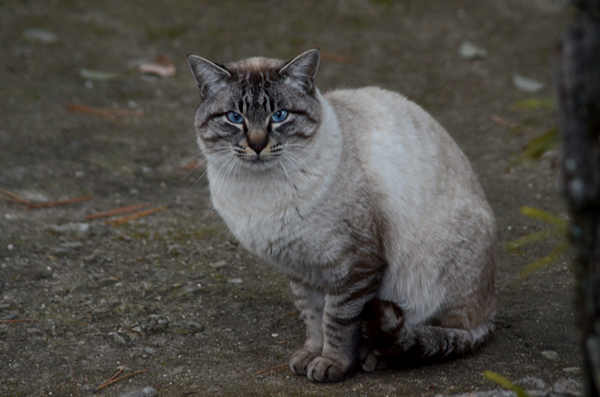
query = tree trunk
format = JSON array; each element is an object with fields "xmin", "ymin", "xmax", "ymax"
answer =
[{"xmin": 557, "ymin": 1, "xmax": 600, "ymax": 397}]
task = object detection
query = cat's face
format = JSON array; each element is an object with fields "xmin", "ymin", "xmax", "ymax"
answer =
[{"xmin": 188, "ymin": 49, "xmax": 322, "ymax": 173}]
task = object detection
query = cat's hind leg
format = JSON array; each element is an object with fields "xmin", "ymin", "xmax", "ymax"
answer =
[
  {"xmin": 360, "ymin": 298, "xmax": 495, "ymax": 370},
  {"xmin": 359, "ymin": 298, "xmax": 405, "ymax": 372}
]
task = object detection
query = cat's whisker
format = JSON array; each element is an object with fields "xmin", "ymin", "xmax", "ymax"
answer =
[
  {"xmin": 189, "ymin": 150, "xmax": 232, "ymax": 189},
  {"xmin": 204, "ymin": 151, "xmax": 237, "ymax": 195},
  {"xmin": 281, "ymin": 152, "xmax": 302, "ymax": 175},
  {"xmin": 278, "ymin": 159, "xmax": 290, "ymax": 182},
  {"xmin": 282, "ymin": 150, "xmax": 309, "ymax": 173}
]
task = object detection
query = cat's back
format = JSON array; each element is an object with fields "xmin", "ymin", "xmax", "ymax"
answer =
[
  {"xmin": 324, "ymin": 85, "xmax": 493, "ymax": 220},
  {"xmin": 323, "ymin": 86, "xmax": 484, "ymax": 212}
]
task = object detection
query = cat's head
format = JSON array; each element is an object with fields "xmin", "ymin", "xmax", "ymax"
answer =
[{"xmin": 188, "ymin": 49, "xmax": 322, "ymax": 172}]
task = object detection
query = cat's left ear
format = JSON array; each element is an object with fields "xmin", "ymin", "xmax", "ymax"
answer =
[
  {"xmin": 188, "ymin": 55, "xmax": 231, "ymax": 99},
  {"xmin": 279, "ymin": 48, "xmax": 320, "ymax": 94}
]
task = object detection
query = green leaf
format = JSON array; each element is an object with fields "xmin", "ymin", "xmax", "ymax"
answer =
[
  {"xmin": 511, "ymin": 98, "xmax": 555, "ymax": 110},
  {"xmin": 484, "ymin": 371, "xmax": 531, "ymax": 397},
  {"xmin": 515, "ymin": 127, "xmax": 558, "ymax": 163},
  {"xmin": 506, "ymin": 228, "xmax": 564, "ymax": 250},
  {"xmin": 520, "ymin": 206, "xmax": 568, "ymax": 227},
  {"xmin": 518, "ymin": 239, "xmax": 569, "ymax": 282}
]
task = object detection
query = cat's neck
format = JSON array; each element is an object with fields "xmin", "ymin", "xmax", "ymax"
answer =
[{"xmin": 207, "ymin": 90, "xmax": 342, "ymax": 213}]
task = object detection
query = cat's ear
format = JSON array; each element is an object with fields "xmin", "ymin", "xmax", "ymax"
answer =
[
  {"xmin": 279, "ymin": 48, "xmax": 320, "ymax": 94},
  {"xmin": 188, "ymin": 55, "xmax": 231, "ymax": 99}
]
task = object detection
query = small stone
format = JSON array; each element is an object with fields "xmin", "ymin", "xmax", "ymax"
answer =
[
  {"xmin": 60, "ymin": 242, "xmax": 83, "ymax": 249},
  {"xmin": 22, "ymin": 27, "xmax": 57, "ymax": 44},
  {"xmin": 167, "ymin": 243, "xmax": 183, "ymax": 256},
  {"xmin": 144, "ymin": 347, "xmax": 157, "ymax": 355},
  {"xmin": 541, "ymin": 350, "xmax": 558, "ymax": 361},
  {"xmin": 458, "ymin": 40, "xmax": 488, "ymax": 60},
  {"xmin": 170, "ymin": 320, "xmax": 204, "ymax": 335},
  {"xmin": 109, "ymin": 331, "xmax": 128, "ymax": 346},
  {"xmin": 211, "ymin": 260, "xmax": 227, "ymax": 268},
  {"xmin": 563, "ymin": 367, "xmax": 580, "ymax": 374},
  {"xmin": 513, "ymin": 74, "xmax": 546, "ymax": 93},
  {"xmin": 48, "ymin": 222, "xmax": 90, "ymax": 235},
  {"xmin": 227, "ymin": 278, "xmax": 242, "ymax": 284},
  {"xmin": 515, "ymin": 377, "xmax": 547, "ymax": 390},
  {"xmin": 119, "ymin": 387, "xmax": 159, "ymax": 397},
  {"xmin": 553, "ymin": 379, "xmax": 582, "ymax": 396},
  {"xmin": 132, "ymin": 326, "xmax": 144, "ymax": 335}
]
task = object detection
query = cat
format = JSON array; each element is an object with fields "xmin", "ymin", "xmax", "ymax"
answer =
[{"xmin": 187, "ymin": 48, "xmax": 496, "ymax": 383}]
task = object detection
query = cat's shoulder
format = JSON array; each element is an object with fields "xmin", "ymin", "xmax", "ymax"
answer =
[
  {"xmin": 322, "ymin": 86, "xmax": 429, "ymax": 127},
  {"xmin": 324, "ymin": 86, "xmax": 407, "ymax": 105},
  {"xmin": 323, "ymin": 86, "xmax": 422, "ymax": 115}
]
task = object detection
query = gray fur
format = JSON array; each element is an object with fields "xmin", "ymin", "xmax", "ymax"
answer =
[{"xmin": 187, "ymin": 49, "xmax": 496, "ymax": 383}]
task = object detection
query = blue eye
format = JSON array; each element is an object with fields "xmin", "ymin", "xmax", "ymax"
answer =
[
  {"xmin": 271, "ymin": 109, "xmax": 289, "ymax": 123},
  {"xmin": 226, "ymin": 111, "xmax": 244, "ymax": 124}
]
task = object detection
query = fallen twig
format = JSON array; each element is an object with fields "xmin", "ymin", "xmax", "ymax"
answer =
[
  {"xmin": 94, "ymin": 365, "xmax": 148, "ymax": 392},
  {"xmin": 85, "ymin": 204, "xmax": 150, "ymax": 220},
  {"xmin": 255, "ymin": 363, "xmax": 289, "ymax": 376},
  {"xmin": 491, "ymin": 115, "xmax": 541, "ymax": 134},
  {"xmin": 105, "ymin": 205, "xmax": 166, "ymax": 227},
  {"xmin": 65, "ymin": 103, "xmax": 144, "ymax": 121},
  {"xmin": 0, "ymin": 188, "xmax": 31, "ymax": 205},
  {"xmin": 139, "ymin": 54, "xmax": 177, "ymax": 78},
  {"xmin": 23, "ymin": 195, "xmax": 93, "ymax": 210},
  {"xmin": 0, "ymin": 319, "xmax": 38, "ymax": 323}
]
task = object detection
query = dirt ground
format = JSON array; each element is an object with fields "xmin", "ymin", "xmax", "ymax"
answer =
[{"xmin": 0, "ymin": 0, "xmax": 582, "ymax": 396}]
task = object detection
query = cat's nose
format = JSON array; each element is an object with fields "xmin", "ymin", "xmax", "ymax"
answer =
[
  {"xmin": 247, "ymin": 132, "xmax": 268, "ymax": 154},
  {"xmin": 248, "ymin": 138, "xmax": 267, "ymax": 154}
]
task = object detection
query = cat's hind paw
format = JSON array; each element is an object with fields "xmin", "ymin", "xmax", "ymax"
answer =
[
  {"xmin": 306, "ymin": 356, "xmax": 353, "ymax": 383},
  {"xmin": 360, "ymin": 351, "xmax": 388, "ymax": 372},
  {"xmin": 290, "ymin": 348, "xmax": 320, "ymax": 376}
]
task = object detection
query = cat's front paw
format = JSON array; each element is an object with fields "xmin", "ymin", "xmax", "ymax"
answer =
[
  {"xmin": 290, "ymin": 348, "xmax": 320, "ymax": 376},
  {"xmin": 306, "ymin": 355, "xmax": 353, "ymax": 382}
]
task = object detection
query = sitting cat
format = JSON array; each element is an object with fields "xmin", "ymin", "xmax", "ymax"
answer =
[{"xmin": 187, "ymin": 49, "xmax": 496, "ymax": 383}]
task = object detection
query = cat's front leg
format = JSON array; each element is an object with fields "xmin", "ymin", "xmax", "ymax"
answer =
[
  {"xmin": 306, "ymin": 268, "xmax": 382, "ymax": 382},
  {"xmin": 289, "ymin": 280, "xmax": 325, "ymax": 376}
]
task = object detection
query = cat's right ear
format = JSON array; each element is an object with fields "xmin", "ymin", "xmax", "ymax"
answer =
[
  {"xmin": 188, "ymin": 55, "xmax": 231, "ymax": 99},
  {"xmin": 279, "ymin": 48, "xmax": 320, "ymax": 94}
]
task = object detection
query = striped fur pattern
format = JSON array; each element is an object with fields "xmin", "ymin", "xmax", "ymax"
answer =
[{"xmin": 188, "ymin": 49, "xmax": 496, "ymax": 382}]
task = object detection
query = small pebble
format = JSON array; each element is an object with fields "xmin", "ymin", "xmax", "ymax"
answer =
[
  {"xmin": 48, "ymin": 222, "xmax": 90, "ymax": 235},
  {"xmin": 553, "ymin": 379, "xmax": 582, "ymax": 396},
  {"xmin": 513, "ymin": 74, "xmax": 545, "ymax": 93},
  {"xmin": 144, "ymin": 347, "xmax": 157, "ymax": 355},
  {"xmin": 60, "ymin": 242, "xmax": 83, "ymax": 249},
  {"xmin": 563, "ymin": 366, "xmax": 580, "ymax": 374},
  {"xmin": 515, "ymin": 377, "xmax": 546, "ymax": 390},
  {"xmin": 119, "ymin": 387, "xmax": 158, "ymax": 397},
  {"xmin": 211, "ymin": 260, "xmax": 228, "ymax": 268},
  {"xmin": 541, "ymin": 350, "xmax": 558, "ymax": 361},
  {"xmin": 22, "ymin": 27, "xmax": 57, "ymax": 43},
  {"xmin": 109, "ymin": 331, "xmax": 127, "ymax": 346},
  {"xmin": 227, "ymin": 278, "xmax": 242, "ymax": 284},
  {"xmin": 458, "ymin": 40, "xmax": 488, "ymax": 60}
]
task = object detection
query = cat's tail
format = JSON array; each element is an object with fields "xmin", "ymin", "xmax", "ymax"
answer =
[{"xmin": 360, "ymin": 299, "xmax": 495, "ymax": 371}]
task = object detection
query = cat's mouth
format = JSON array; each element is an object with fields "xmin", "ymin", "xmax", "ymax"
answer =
[{"xmin": 237, "ymin": 153, "xmax": 278, "ymax": 167}]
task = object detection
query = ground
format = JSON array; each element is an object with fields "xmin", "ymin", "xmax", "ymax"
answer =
[{"xmin": 0, "ymin": 1, "xmax": 582, "ymax": 396}]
